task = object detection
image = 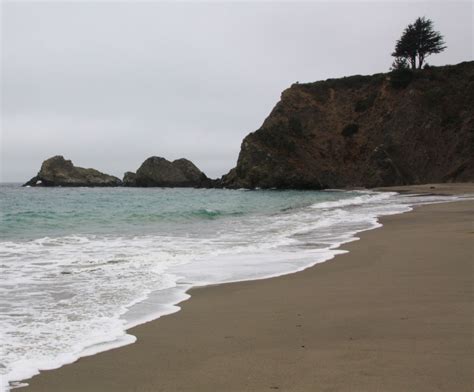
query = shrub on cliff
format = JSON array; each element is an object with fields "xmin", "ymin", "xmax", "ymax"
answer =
[
  {"xmin": 389, "ymin": 68, "xmax": 414, "ymax": 89},
  {"xmin": 341, "ymin": 123, "xmax": 359, "ymax": 137}
]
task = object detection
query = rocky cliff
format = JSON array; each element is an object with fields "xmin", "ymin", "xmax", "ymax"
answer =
[
  {"xmin": 222, "ymin": 61, "xmax": 474, "ymax": 189},
  {"xmin": 125, "ymin": 156, "xmax": 212, "ymax": 187},
  {"xmin": 23, "ymin": 156, "xmax": 122, "ymax": 187}
]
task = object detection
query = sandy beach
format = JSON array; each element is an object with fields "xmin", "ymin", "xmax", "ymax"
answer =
[{"xmin": 25, "ymin": 184, "xmax": 473, "ymax": 392}]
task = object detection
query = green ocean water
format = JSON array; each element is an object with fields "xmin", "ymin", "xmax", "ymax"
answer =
[{"xmin": 1, "ymin": 184, "xmax": 357, "ymax": 241}]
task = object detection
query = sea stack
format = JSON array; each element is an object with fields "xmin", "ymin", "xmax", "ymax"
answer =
[
  {"xmin": 124, "ymin": 156, "xmax": 211, "ymax": 187},
  {"xmin": 23, "ymin": 156, "xmax": 122, "ymax": 187}
]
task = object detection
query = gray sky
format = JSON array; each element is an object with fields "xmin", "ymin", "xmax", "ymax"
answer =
[{"xmin": 1, "ymin": 1, "xmax": 472, "ymax": 182}]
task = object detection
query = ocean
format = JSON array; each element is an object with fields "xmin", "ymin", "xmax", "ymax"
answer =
[{"xmin": 0, "ymin": 184, "xmax": 464, "ymax": 391}]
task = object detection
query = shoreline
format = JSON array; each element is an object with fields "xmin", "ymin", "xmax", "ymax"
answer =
[{"xmin": 22, "ymin": 184, "xmax": 474, "ymax": 391}]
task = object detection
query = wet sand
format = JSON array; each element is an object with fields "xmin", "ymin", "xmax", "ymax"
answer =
[{"xmin": 26, "ymin": 184, "xmax": 474, "ymax": 392}]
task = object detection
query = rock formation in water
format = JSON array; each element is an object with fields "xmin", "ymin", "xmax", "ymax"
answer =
[
  {"xmin": 122, "ymin": 171, "xmax": 137, "ymax": 187},
  {"xmin": 23, "ymin": 156, "xmax": 122, "ymax": 187},
  {"xmin": 221, "ymin": 61, "xmax": 474, "ymax": 189},
  {"xmin": 125, "ymin": 156, "xmax": 212, "ymax": 187}
]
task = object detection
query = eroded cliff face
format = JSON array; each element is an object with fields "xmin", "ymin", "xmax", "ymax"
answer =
[{"xmin": 222, "ymin": 62, "xmax": 474, "ymax": 189}]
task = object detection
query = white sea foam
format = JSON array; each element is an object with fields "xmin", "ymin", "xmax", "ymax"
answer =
[{"xmin": 0, "ymin": 190, "xmax": 469, "ymax": 391}]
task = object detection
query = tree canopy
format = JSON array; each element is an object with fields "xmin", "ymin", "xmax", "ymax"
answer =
[{"xmin": 392, "ymin": 17, "xmax": 446, "ymax": 70}]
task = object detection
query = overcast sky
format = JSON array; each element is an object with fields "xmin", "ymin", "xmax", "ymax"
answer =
[{"xmin": 1, "ymin": 1, "xmax": 472, "ymax": 182}]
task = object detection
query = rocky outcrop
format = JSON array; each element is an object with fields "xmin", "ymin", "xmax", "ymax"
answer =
[
  {"xmin": 126, "ymin": 156, "xmax": 210, "ymax": 187},
  {"xmin": 24, "ymin": 156, "xmax": 122, "ymax": 187},
  {"xmin": 122, "ymin": 171, "xmax": 137, "ymax": 187},
  {"xmin": 222, "ymin": 61, "xmax": 474, "ymax": 189}
]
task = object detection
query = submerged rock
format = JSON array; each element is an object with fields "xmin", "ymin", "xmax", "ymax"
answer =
[
  {"xmin": 23, "ymin": 156, "xmax": 122, "ymax": 187},
  {"xmin": 132, "ymin": 156, "xmax": 211, "ymax": 187}
]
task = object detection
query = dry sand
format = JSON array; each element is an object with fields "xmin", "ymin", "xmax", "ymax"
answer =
[{"xmin": 25, "ymin": 184, "xmax": 474, "ymax": 392}]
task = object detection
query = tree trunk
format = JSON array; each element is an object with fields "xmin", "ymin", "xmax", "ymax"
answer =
[{"xmin": 418, "ymin": 55, "xmax": 424, "ymax": 69}]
